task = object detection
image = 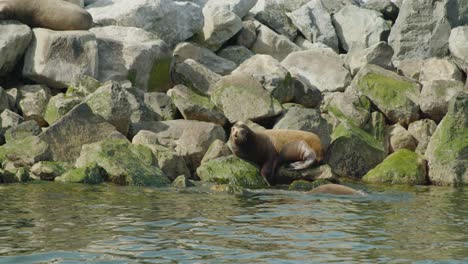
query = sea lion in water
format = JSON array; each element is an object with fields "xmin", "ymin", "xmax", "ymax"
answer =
[
  {"xmin": 229, "ymin": 122, "xmax": 324, "ymax": 184},
  {"xmin": 308, "ymin": 184, "xmax": 363, "ymax": 195},
  {"xmin": 0, "ymin": 0, "xmax": 92, "ymax": 31}
]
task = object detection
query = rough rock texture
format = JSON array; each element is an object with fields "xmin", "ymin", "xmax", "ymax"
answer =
[
  {"xmin": 173, "ymin": 42, "xmax": 237, "ymax": 75},
  {"xmin": 0, "ymin": 21, "xmax": 32, "ymax": 76},
  {"xmin": 363, "ymin": 149, "xmax": 427, "ymax": 185},
  {"xmin": 332, "ymin": 5, "xmax": 391, "ymax": 52},
  {"xmin": 217, "ymin": 46, "xmax": 254, "ymax": 66},
  {"xmin": 204, "ymin": 0, "xmax": 258, "ymax": 18},
  {"xmin": 327, "ymin": 123, "xmax": 386, "ymax": 178},
  {"xmin": 44, "ymin": 94, "xmax": 82, "ymax": 125},
  {"xmin": 345, "ymin": 41, "xmax": 394, "ymax": 76},
  {"xmin": 167, "ymin": 84, "xmax": 227, "ymax": 125},
  {"xmin": 23, "ymin": 29, "xmax": 98, "ymax": 89},
  {"xmin": 408, "ymin": 119, "xmax": 437, "ymax": 155},
  {"xmin": 196, "ymin": 155, "xmax": 268, "ymax": 189},
  {"xmin": 287, "ymin": 0, "xmax": 338, "ymax": 52},
  {"xmin": 352, "ymin": 64, "xmax": 421, "ymax": 126},
  {"xmin": 211, "ymin": 74, "xmax": 283, "ymax": 123},
  {"xmin": 171, "ymin": 59, "xmax": 221, "ymax": 95},
  {"xmin": 86, "ymin": 0, "xmax": 204, "ymax": 46},
  {"xmin": 201, "ymin": 139, "xmax": 232, "ymax": 164},
  {"xmin": 419, "ymin": 58, "xmax": 463, "ymax": 83},
  {"xmin": 232, "ymin": 55, "xmax": 294, "ymax": 103},
  {"xmin": 282, "ymin": 49, "xmax": 351, "ymax": 93},
  {"xmin": 362, "ymin": 0, "xmax": 399, "ymax": 21},
  {"xmin": 90, "ymin": 26, "xmax": 172, "ymax": 92},
  {"xmin": 449, "ymin": 26, "xmax": 468, "ymax": 72},
  {"xmin": 55, "ymin": 162, "xmax": 106, "ymax": 184},
  {"xmin": 324, "ymin": 91, "xmax": 371, "ymax": 128},
  {"xmin": 18, "ymin": 85, "xmax": 51, "ymax": 127},
  {"xmin": 30, "ymin": 161, "xmax": 71, "ymax": 181},
  {"xmin": 385, "ymin": 124, "xmax": 417, "ymax": 153},
  {"xmin": 291, "ymin": 77, "xmax": 323, "ymax": 108},
  {"xmin": 0, "ymin": 88, "xmax": 10, "ymax": 113},
  {"xmin": 236, "ymin": 20, "xmax": 257, "ymax": 49},
  {"xmin": 0, "ymin": 136, "xmax": 51, "ymax": 166},
  {"xmin": 171, "ymin": 175, "xmax": 195, "ymax": 188},
  {"xmin": 143, "ymin": 92, "xmax": 178, "ymax": 121},
  {"xmin": 39, "ymin": 103, "xmax": 119, "ymax": 163},
  {"xmin": 277, "ymin": 164, "xmax": 337, "ymax": 184},
  {"xmin": 251, "ymin": 25, "xmax": 302, "ymax": 61},
  {"xmin": 419, "ymin": 80, "xmax": 465, "ymax": 122},
  {"xmin": 0, "ymin": 110, "xmax": 23, "ymax": 135},
  {"xmin": 274, "ymin": 107, "xmax": 332, "ymax": 149},
  {"xmin": 397, "ymin": 59, "xmax": 425, "ymax": 80},
  {"xmin": 4, "ymin": 120, "xmax": 41, "ymax": 143},
  {"xmin": 75, "ymin": 139, "xmax": 169, "ymax": 186},
  {"xmin": 425, "ymin": 93, "xmax": 468, "ymax": 186}
]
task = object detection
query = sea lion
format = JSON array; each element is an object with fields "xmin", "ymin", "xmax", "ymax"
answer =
[
  {"xmin": 0, "ymin": 0, "xmax": 92, "ymax": 31},
  {"xmin": 229, "ymin": 122, "xmax": 324, "ymax": 184},
  {"xmin": 308, "ymin": 184, "xmax": 363, "ymax": 195}
]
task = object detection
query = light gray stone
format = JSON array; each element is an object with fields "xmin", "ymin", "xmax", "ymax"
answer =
[
  {"xmin": 236, "ymin": 20, "xmax": 258, "ymax": 49},
  {"xmin": 0, "ymin": 109, "xmax": 23, "ymax": 135},
  {"xmin": 419, "ymin": 58, "xmax": 463, "ymax": 83},
  {"xmin": 385, "ymin": 124, "xmax": 417, "ymax": 154},
  {"xmin": 345, "ymin": 41, "xmax": 394, "ymax": 76},
  {"xmin": 449, "ymin": 26, "xmax": 468, "ymax": 73},
  {"xmin": 217, "ymin": 46, "xmax": 254, "ymax": 66},
  {"xmin": 396, "ymin": 59, "xmax": 425, "ymax": 80},
  {"xmin": 44, "ymin": 93, "xmax": 82, "ymax": 125},
  {"xmin": 419, "ymin": 80, "xmax": 466, "ymax": 122},
  {"xmin": 143, "ymin": 92, "xmax": 178, "ymax": 121},
  {"xmin": 408, "ymin": 119, "xmax": 437, "ymax": 156},
  {"xmin": 0, "ymin": 21, "xmax": 32, "ymax": 76},
  {"xmin": 251, "ymin": 25, "xmax": 302, "ymax": 61},
  {"xmin": 18, "ymin": 85, "xmax": 51, "ymax": 127},
  {"xmin": 172, "ymin": 59, "xmax": 221, "ymax": 96},
  {"xmin": 204, "ymin": 0, "xmax": 257, "ymax": 18}
]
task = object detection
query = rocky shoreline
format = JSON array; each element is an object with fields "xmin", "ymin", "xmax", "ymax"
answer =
[{"xmin": 0, "ymin": 0, "xmax": 466, "ymax": 190}]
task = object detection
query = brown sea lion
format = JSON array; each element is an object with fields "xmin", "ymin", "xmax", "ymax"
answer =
[
  {"xmin": 0, "ymin": 0, "xmax": 92, "ymax": 31},
  {"xmin": 229, "ymin": 122, "xmax": 324, "ymax": 184},
  {"xmin": 308, "ymin": 184, "xmax": 363, "ymax": 195}
]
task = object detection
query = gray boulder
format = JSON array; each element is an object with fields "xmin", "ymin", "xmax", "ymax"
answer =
[
  {"xmin": 30, "ymin": 161, "xmax": 71, "ymax": 181},
  {"xmin": 251, "ymin": 25, "xmax": 302, "ymax": 61},
  {"xmin": 18, "ymin": 85, "xmax": 51, "ymax": 127},
  {"xmin": 362, "ymin": 0, "xmax": 399, "ymax": 21},
  {"xmin": 171, "ymin": 59, "xmax": 221, "ymax": 96},
  {"xmin": 23, "ymin": 29, "xmax": 98, "ymax": 89},
  {"xmin": 4, "ymin": 120, "xmax": 41, "ymax": 143},
  {"xmin": 419, "ymin": 58, "xmax": 463, "ymax": 83},
  {"xmin": 397, "ymin": 59, "xmax": 425, "ymax": 80},
  {"xmin": 0, "ymin": 21, "xmax": 32, "ymax": 76},
  {"xmin": 217, "ymin": 46, "xmax": 254, "ymax": 66},
  {"xmin": 143, "ymin": 92, "xmax": 178, "ymax": 121},
  {"xmin": 345, "ymin": 41, "xmax": 394, "ymax": 76},
  {"xmin": 449, "ymin": 26, "xmax": 468, "ymax": 73},
  {"xmin": 408, "ymin": 119, "xmax": 437, "ymax": 156},
  {"xmin": 0, "ymin": 109, "xmax": 23, "ymax": 135},
  {"xmin": 420, "ymin": 80, "xmax": 465, "ymax": 122},
  {"xmin": 384, "ymin": 124, "xmax": 417, "ymax": 154},
  {"xmin": 323, "ymin": 91, "xmax": 371, "ymax": 128},
  {"xmin": 0, "ymin": 88, "xmax": 12, "ymax": 115},
  {"xmin": 236, "ymin": 20, "xmax": 258, "ymax": 49},
  {"xmin": 44, "ymin": 93, "xmax": 82, "ymax": 125},
  {"xmin": 201, "ymin": 139, "xmax": 232, "ymax": 164},
  {"xmin": 204, "ymin": 0, "xmax": 257, "ymax": 18}
]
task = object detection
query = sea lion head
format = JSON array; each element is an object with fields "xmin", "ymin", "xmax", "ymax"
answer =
[{"xmin": 229, "ymin": 122, "xmax": 251, "ymax": 146}]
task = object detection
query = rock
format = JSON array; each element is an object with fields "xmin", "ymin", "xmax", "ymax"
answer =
[
  {"xmin": 287, "ymin": 0, "xmax": 338, "ymax": 52},
  {"xmin": 172, "ymin": 175, "xmax": 195, "ymax": 188},
  {"xmin": 55, "ymin": 162, "xmax": 106, "ymax": 184},
  {"xmin": 0, "ymin": 87, "xmax": 10, "ymax": 113},
  {"xmin": 419, "ymin": 58, "xmax": 463, "ymax": 83},
  {"xmin": 44, "ymin": 93, "xmax": 81, "ymax": 125},
  {"xmin": 201, "ymin": 139, "xmax": 232, "ymax": 164},
  {"xmin": 408, "ymin": 119, "xmax": 437, "ymax": 156},
  {"xmin": 362, "ymin": 0, "xmax": 399, "ymax": 21},
  {"xmin": 85, "ymin": 82, "xmax": 132, "ymax": 135},
  {"xmin": 30, "ymin": 161, "xmax": 71, "ymax": 181},
  {"xmin": 143, "ymin": 92, "xmax": 178, "ymax": 121},
  {"xmin": 66, "ymin": 75, "xmax": 102, "ymax": 98},
  {"xmin": 332, "ymin": 5, "xmax": 391, "ymax": 52},
  {"xmin": 75, "ymin": 139, "xmax": 169, "ymax": 186},
  {"xmin": 23, "ymin": 28, "xmax": 98, "ymax": 89},
  {"xmin": 0, "ymin": 168, "xmax": 15, "ymax": 183},
  {"xmin": 18, "ymin": 85, "xmax": 51, "ymax": 127},
  {"xmin": 290, "ymin": 77, "xmax": 323, "ymax": 108},
  {"xmin": 4, "ymin": 120, "xmax": 41, "ymax": 143},
  {"xmin": 168, "ymin": 85, "xmax": 227, "ymax": 126},
  {"xmin": 364, "ymin": 111, "xmax": 386, "ymax": 143},
  {"xmin": 281, "ymin": 49, "xmax": 351, "ymax": 93},
  {"xmin": 0, "ymin": 21, "xmax": 32, "ymax": 76},
  {"xmin": 385, "ymin": 124, "xmax": 417, "ymax": 153},
  {"xmin": 64, "ymin": 0, "xmax": 84, "ymax": 7},
  {"xmin": 125, "ymin": 89, "xmax": 162, "ymax": 125},
  {"xmin": 39, "ymin": 103, "xmax": 119, "ymax": 163},
  {"xmin": 130, "ymin": 120, "xmax": 226, "ymax": 171},
  {"xmin": 251, "ymin": 25, "xmax": 302, "ymax": 61},
  {"xmin": 90, "ymin": 26, "xmax": 172, "ymax": 92},
  {"xmin": 449, "ymin": 26, "xmax": 468, "ymax": 72},
  {"xmin": 0, "ymin": 110, "xmax": 23, "ymax": 134},
  {"xmin": 211, "ymin": 73, "xmax": 283, "ymax": 123},
  {"xmin": 273, "ymin": 107, "xmax": 332, "ymax": 149},
  {"xmin": 236, "ymin": 20, "xmax": 257, "ymax": 49},
  {"xmin": 232, "ymin": 55, "xmax": 294, "ymax": 103},
  {"xmin": 14, "ymin": 167, "xmax": 29, "ymax": 183},
  {"xmin": 319, "ymin": 0, "xmax": 362, "ymax": 14},
  {"xmin": 86, "ymin": 0, "xmax": 203, "ymax": 47},
  {"xmin": 204, "ymin": 0, "xmax": 257, "ymax": 18},
  {"xmin": 324, "ymin": 91, "xmax": 371, "ymax": 128},
  {"xmin": 345, "ymin": 41, "xmax": 394, "ymax": 76},
  {"xmin": 388, "ymin": 0, "xmax": 452, "ymax": 64},
  {"xmin": 397, "ymin": 59, "xmax": 425, "ymax": 80},
  {"xmin": 173, "ymin": 42, "xmax": 237, "ymax": 75},
  {"xmin": 171, "ymin": 59, "xmax": 221, "ymax": 95},
  {"xmin": 363, "ymin": 149, "xmax": 427, "ymax": 185},
  {"xmin": 327, "ymin": 123, "xmax": 386, "ymax": 178},
  {"xmin": 0, "ymin": 136, "xmax": 51, "ymax": 166},
  {"xmin": 217, "ymin": 46, "xmax": 254, "ymax": 66},
  {"xmin": 425, "ymin": 93, "xmax": 468, "ymax": 186},
  {"xmin": 195, "ymin": 5, "xmax": 242, "ymax": 51},
  {"xmin": 352, "ymin": 64, "xmax": 421, "ymax": 126},
  {"xmin": 419, "ymin": 80, "xmax": 465, "ymax": 122},
  {"xmin": 288, "ymin": 180, "xmax": 315, "ymax": 191},
  {"xmin": 277, "ymin": 164, "xmax": 338, "ymax": 184},
  {"xmin": 196, "ymin": 155, "xmax": 268, "ymax": 189}
]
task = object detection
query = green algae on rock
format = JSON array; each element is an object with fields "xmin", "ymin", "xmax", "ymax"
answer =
[
  {"xmin": 75, "ymin": 139, "xmax": 169, "ymax": 187},
  {"xmin": 44, "ymin": 93, "xmax": 82, "ymax": 125},
  {"xmin": 288, "ymin": 179, "xmax": 332, "ymax": 191},
  {"xmin": 196, "ymin": 155, "xmax": 268, "ymax": 189},
  {"xmin": 363, "ymin": 149, "xmax": 427, "ymax": 185},
  {"xmin": 0, "ymin": 136, "xmax": 51, "ymax": 165},
  {"xmin": 30, "ymin": 161, "xmax": 71, "ymax": 181},
  {"xmin": 55, "ymin": 162, "xmax": 106, "ymax": 184}
]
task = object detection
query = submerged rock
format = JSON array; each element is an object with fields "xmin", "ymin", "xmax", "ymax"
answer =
[
  {"xmin": 30, "ymin": 161, "xmax": 71, "ymax": 181},
  {"xmin": 408, "ymin": 119, "xmax": 437, "ymax": 156},
  {"xmin": 55, "ymin": 162, "xmax": 106, "ymax": 184}
]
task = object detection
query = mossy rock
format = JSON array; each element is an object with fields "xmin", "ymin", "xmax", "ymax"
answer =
[
  {"xmin": 30, "ymin": 161, "xmax": 71, "ymax": 181},
  {"xmin": 326, "ymin": 93, "xmax": 371, "ymax": 128},
  {"xmin": 75, "ymin": 139, "xmax": 169, "ymax": 186},
  {"xmin": 289, "ymin": 180, "xmax": 314, "ymax": 190},
  {"xmin": 0, "ymin": 168, "xmax": 16, "ymax": 183},
  {"xmin": 44, "ymin": 93, "xmax": 82, "ymax": 125},
  {"xmin": 55, "ymin": 163, "xmax": 106, "ymax": 184},
  {"xmin": 171, "ymin": 175, "xmax": 195, "ymax": 188},
  {"xmin": 66, "ymin": 75, "xmax": 102, "ymax": 98},
  {"xmin": 196, "ymin": 155, "xmax": 268, "ymax": 189},
  {"xmin": 363, "ymin": 149, "xmax": 427, "ymax": 185},
  {"xmin": 0, "ymin": 136, "xmax": 51, "ymax": 165}
]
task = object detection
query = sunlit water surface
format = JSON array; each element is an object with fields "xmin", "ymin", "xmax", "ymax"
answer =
[{"xmin": 0, "ymin": 182, "xmax": 466, "ymax": 263}]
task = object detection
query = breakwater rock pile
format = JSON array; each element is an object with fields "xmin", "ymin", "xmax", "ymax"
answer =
[{"xmin": 0, "ymin": 0, "xmax": 466, "ymax": 190}]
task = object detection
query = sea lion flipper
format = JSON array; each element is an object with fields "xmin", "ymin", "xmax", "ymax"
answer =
[{"xmin": 279, "ymin": 140, "xmax": 316, "ymax": 170}]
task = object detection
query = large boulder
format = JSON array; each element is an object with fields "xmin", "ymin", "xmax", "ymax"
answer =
[
  {"xmin": 23, "ymin": 29, "xmax": 98, "ymax": 89},
  {"xmin": 0, "ymin": 87, "xmax": 10, "ymax": 113},
  {"xmin": 419, "ymin": 58, "xmax": 463, "ymax": 83},
  {"xmin": 75, "ymin": 139, "xmax": 169, "ymax": 186},
  {"xmin": 362, "ymin": 0, "xmax": 399, "ymax": 21},
  {"xmin": 211, "ymin": 74, "xmax": 283, "ymax": 123},
  {"xmin": 287, "ymin": 0, "xmax": 338, "ymax": 52},
  {"xmin": 251, "ymin": 25, "xmax": 302, "ymax": 61},
  {"xmin": 281, "ymin": 49, "xmax": 351, "ymax": 93},
  {"xmin": 201, "ymin": 139, "xmax": 232, "ymax": 164},
  {"xmin": 86, "ymin": 0, "xmax": 203, "ymax": 47},
  {"xmin": 39, "ymin": 103, "xmax": 119, "ymax": 163},
  {"xmin": 196, "ymin": 155, "xmax": 268, "ymax": 189},
  {"xmin": 0, "ymin": 21, "xmax": 32, "ymax": 76},
  {"xmin": 204, "ymin": 0, "xmax": 257, "ymax": 18},
  {"xmin": 55, "ymin": 162, "xmax": 106, "ymax": 184},
  {"xmin": 173, "ymin": 42, "xmax": 237, "ymax": 75},
  {"xmin": 167, "ymin": 84, "xmax": 227, "ymax": 125},
  {"xmin": 232, "ymin": 55, "xmax": 294, "ymax": 103},
  {"xmin": 44, "ymin": 93, "xmax": 82, "ymax": 125},
  {"xmin": 30, "ymin": 161, "xmax": 71, "ymax": 181},
  {"xmin": 236, "ymin": 20, "xmax": 258, "ymax": 49},
  {"xmin": 0, "ymin": 136, "xmax": 51, "ymax": 166},
  {"xmin": 0, "ymin": 109, "xmax": 23, "ymax": 135},
  {"xmin": 425, "ymin": 93, "xmax": 468, "ymax": 186},
  {"xmin": 332, "ymin": 5, "xmax": 391, "ymax": 52},
  {"xmin": 419, "ymin": 80, "xmax": 465, "ymax": 122},
  {"xmin": 449, "ymin": 26, "xmax": 468, "ymax": 72},
  {"xmin": 352, "ymin": 64, "xmax": 421, "ymax": 126},
  {"xmin": 384, "ymin": 124, "xmax": 417, "ymax": 153},
  {"xmin": 17, "ymin": 85, "xmax": 51, "ymax": 127},
  {"xmin": 143, "ymin": 92, "xmax": 178, "ymax": 121},
  {"xmin": 408, "ymin": 119, "xmax": 437, "ymax": 155},
  {"xmin": 4, "ymin": 120, "xmax": 41, "ymax": 143},
  {"xmin": 217, "ymin": 46, "xmax": 254, "ymax": 66},
  {"xmin": 171, "ymin": 58, "xmax": 221, "ymax": 95},
  {"xmin": 90, "ymin": 26, "xmax": 172, "ymax": 92},
  {"xmin": 345, "ymin": 41, "xmax": 394, "ymax": 76},
  {"xmin": 324, "ymin": 91, "xmax": 371, "ymax": 128},
  {"xmin": 363, "ymin": 149, "xmax": 427, "ymax": 185}
]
